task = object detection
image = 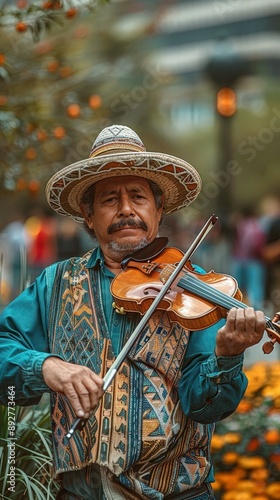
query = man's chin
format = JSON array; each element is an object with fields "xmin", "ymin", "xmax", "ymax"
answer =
[{"xmin": 108, "ymin": 237, "xmax": 149, "ymax": 255}]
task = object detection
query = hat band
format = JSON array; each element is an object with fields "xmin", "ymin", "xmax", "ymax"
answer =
[{"xmin": 90, "ymin": 142, "xmax": 145, "ymax": 158}]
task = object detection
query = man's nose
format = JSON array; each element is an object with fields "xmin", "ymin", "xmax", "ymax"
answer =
[{"xmin": 117, "ymin": 195, "xmax": 135, "ymax": 216}]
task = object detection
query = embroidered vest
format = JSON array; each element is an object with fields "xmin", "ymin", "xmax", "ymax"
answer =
[{"xmin": 47, "ymin": 252, "xmax": 213, "ymax": 497}]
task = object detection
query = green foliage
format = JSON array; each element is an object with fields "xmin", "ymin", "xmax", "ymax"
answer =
[{"xmin": 0, "ymin": 397, "xmax": 59, "ymax": 500}]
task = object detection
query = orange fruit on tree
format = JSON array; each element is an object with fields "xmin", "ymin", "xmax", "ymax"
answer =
[
  {"xmin": 37, "ymin": 129, "xmax": 48, "ymax": 141},
  {"xmin": 67, "ymin": 103, "xmax": 81, "ymax": 118},
  {"xmin": 15, "ymin": 21, "xmax": 28, "ymax": 32},
  {"xmin": 47, "ymin": 60, "xmax": 59, "ymax": 72},
  {"xmin": 17, "ymin": 0, "xmax": 28, "ymax": 7},
  {"xmin": 59, "ymin": 66, "xmax": 72, "ymax": 78},
  {"xmin": 65, "ymin": 8, "xmax": 77, "ymax": 18},
  {"xmin": 28, "ymin": 179, "xmax": 40, "ymax": 194},
  {"xmin": 16, "ymin": 178, "xmax": 27, "ymax": 190},
  {"xmin": 0, "ymin": 95, "xmax": 7, "ymax": 105},
  {"xmin": 89, "ymin": 94, "xmax": 102, "ymax": 110},
  {"xmin": 53, "ymin": 126, "xmax": 66, "ymax": 139},
  {"xmin": 25, "ymin": 147, "xmax": 37, "ymax": 160}
]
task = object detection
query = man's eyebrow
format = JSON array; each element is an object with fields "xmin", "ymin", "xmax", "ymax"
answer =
[
  {"xmin": 100, "ymin": 186, "xmax": 145, "ymax": 197},
  {"xmin": 100, "ymin": 189, "xmax": 118, "ymax": 197}
]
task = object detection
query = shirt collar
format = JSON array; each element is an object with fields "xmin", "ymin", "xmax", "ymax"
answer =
[
  {"xmin": 85, "ymin": 246, "xmax": 115, "ymax": 278},
  {"xmin": 85, "ymin": 246, "xmax": 104, "ymax": 269}
]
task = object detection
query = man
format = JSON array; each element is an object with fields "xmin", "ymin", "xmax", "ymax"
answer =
[{"xmin": 0, "ymin": 125, "xmax": 266, "ymax": 500}]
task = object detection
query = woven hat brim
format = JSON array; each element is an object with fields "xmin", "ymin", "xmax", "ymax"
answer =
[{"xmin": 46, "ymin": 151, "xmax": 202, "ymax": 222}]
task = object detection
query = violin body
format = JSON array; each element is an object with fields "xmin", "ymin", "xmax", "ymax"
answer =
[{"xmin": 111, "ymin": 247, "xmax": 243, "ymax": 330}]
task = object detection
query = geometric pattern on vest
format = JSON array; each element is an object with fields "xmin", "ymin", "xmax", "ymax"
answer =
[{"xmin": 47, "ymin": 252, "xmax": 213, "ymax": 498}]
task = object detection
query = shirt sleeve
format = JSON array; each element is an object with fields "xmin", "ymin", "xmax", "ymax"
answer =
[
  {"xmin": 0, "ymin": 268, "xmax": 61, "ymax": 406},
  {"xmin": 178, "ymin": 319, "xmax": 248, "ymax": 424}
]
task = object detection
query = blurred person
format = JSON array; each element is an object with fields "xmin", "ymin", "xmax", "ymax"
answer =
[
  {"xmin": 0, "ymin": 125, "xmax": 268, "ymax": 500},
  {"xmin": 56, "ymin": 218, "xmax": 85, "ymax": 261},
  {"xmin": 0, "ymin": 211, "xmax": 30, "ymax": 301},
  {"xmin": 261, "ymin": 195, "xmax": 280, "ymax": 314},
  {"xmin": 167, "ymin": 213, "xmax": 232, "ymax": 275},
  {"xmin": 26, "ymin": 206, "xmax": 58, "ymax": 281},
  {"xmin": 230, "ymin": 205, "xmax": 266, "ymax": 311}
]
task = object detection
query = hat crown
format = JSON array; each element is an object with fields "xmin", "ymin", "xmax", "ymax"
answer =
[{"xmin": 90, "ymin": 124, "xmax": 146, "ymax": 158}]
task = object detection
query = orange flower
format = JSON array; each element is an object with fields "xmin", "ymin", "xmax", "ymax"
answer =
[
  {"xmin": 263, "ymin": 428, "xmax": 280, "ymax": 445},
  {"xmin": 270, "ymin": 452, "xmax": 280, "ymax": 463},
  {"xmin": 222, "ymin": 492, "xmax": 240, "ymax": 500},
  {"xmin": 265, "ymin": 482, "xmax": 280, "ymax": 499},
  {"xmin": 236, "ymin": 400, "xmax": 253, "ymax": 413},
  {"xmin": 238, "ymin": 456, "xmax": 266, "ymax": 469},
  {"xmin": 210, "ymin": 434, "xmax": 224, "ymax": 451},
  {"xmin": 211, "ymin": 481, "xmax": 221, "ymax": 492},
  {"xmin": 223, "ymin": 491, "xmax": 252, "ymax": 500},
  {"xmin": 252, "ymin": 482, "xmax": 267, "ymax": 496},
  {"xmin": 215, "ymin": 471, "xmax": 239, "ymax": 488},
  {"xmin": 246, "ymin": 437, "xmax": 260, "ymax": 452},
  {"xmin": 250, "ymin": 468, "xmax": 269, "ymax": 481},
  {"xmin": 262, "ymin": 385, "xmax": 280, "ymax": 399},
  {"xmin": 222, "ymin": 451, "xmax": 239, "ymax": 465},
  {"xmin": 236, "ymin": 480, "xmax": 255, "ymax": 492},
  {"xmin": 223, "ymin": 432, "xmax": 242, "ymax": 444}
]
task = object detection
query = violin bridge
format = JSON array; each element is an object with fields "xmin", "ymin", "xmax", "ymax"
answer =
[
  {"xmin": 127, "ymin": 261, "xmax": 158, "ymax": 274},
  {"xmin": 112, "ymin": 302, "xmax": 126, "ymax": 314}
]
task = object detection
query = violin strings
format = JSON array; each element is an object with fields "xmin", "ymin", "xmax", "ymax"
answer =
[
  {"xmin": 160, "ymin": 264, "xmax": 245, "ymax": 310},
  {"xmin": 160, "ymin": 264, "xmax": 276, "ymax": 329}
]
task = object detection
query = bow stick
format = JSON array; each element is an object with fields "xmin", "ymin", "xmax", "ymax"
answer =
[{"xmin": 65, "ymin": 214, "xmax": 218, "ymax": 440}]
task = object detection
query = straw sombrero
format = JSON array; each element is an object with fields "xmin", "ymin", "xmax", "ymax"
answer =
[{"xmin": 46, "ymin": 124, "xmax": 202, "ymax": 222}]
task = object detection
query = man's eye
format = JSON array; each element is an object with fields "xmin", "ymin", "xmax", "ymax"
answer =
[{"xmin": 104, "ymin": 197, "xmax": 117, "ymax": 203}]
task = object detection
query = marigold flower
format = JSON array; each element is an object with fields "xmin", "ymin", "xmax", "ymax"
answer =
[
  {"xmin": 265, "ymin": 482, "xmax": 280, "ymax": 499},
  {"xmin": 238, "ymin": 456, "xmax": 266, "ymax": 469}
]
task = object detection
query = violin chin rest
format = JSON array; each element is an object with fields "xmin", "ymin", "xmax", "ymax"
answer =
[{"xmin": 121, "ymin": 237, "xmax": 169, "ymax": 269}]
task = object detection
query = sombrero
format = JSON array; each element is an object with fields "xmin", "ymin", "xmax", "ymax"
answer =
[{"xmin": 46, "ymin": 124, "xmax": 202, "ymax": 222}]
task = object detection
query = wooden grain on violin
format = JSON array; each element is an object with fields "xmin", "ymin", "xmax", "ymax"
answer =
[{"xmin": 111, "ymin": 247, "xmax": 242, "ymax": 330}]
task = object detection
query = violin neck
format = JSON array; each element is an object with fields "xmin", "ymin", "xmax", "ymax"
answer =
[{"xmin": 178, "ymin": 272, "xmax": 276, "ymax": 331}]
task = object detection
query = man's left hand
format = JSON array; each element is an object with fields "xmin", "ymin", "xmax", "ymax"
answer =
[{"xmin": 215, "ymin": 307, "xmax": 265, "ymax": 357}]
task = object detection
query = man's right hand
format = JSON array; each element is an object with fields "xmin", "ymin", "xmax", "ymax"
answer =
[{"xmin": 42, "ymin": 357, "xmax": 104, "ymax": 418}]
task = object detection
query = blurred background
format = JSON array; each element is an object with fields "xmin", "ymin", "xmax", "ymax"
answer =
[
  {"xmin": 1, "ymin": 3, "xmax": 280, "ymax": 499},
  {"xmin": 0, "ymin": 0, "xmax": 280, "ymax": 362}
]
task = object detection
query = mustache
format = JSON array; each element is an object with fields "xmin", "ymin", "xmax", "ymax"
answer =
[{"xmin": 107, "ymin": 218, "xmax": 148, "ymax": 234}]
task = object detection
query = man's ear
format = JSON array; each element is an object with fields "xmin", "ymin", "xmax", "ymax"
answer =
[
  {"xmin": 157, "ymin": 196, "xmax": 165, "ymax": 226},
  {"xmin": 79, "ymin": 204, "xmax": 93, "ymax": 228}
]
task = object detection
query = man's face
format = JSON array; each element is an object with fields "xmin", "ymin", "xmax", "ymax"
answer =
[{"xmin": 81, "ymin": 176, "xmax": 164, "ymax": 260}]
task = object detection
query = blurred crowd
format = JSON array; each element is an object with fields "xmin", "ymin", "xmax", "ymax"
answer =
[
  {"xmin": 0, "ymin": 206, "xmax": 93, "ymax": 305},
  {"xmin": 0, "ymin": 195, "xmax": 280, "ymax": 363}
]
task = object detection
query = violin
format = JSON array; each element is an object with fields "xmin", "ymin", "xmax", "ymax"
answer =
[
  {"xmin": 111, "ymin": 245, "xmax": 280, "ymax": 355},
  {"xmin": 65, "ymin": 215, "xmax": 280, "ymax": 441}
]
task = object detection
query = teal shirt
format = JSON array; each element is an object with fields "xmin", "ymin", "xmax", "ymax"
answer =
[{"xmin": 0, "ymin": 247, "xmax": 248, "ymax": 494}]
